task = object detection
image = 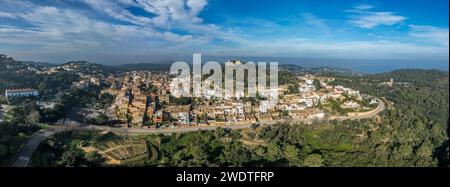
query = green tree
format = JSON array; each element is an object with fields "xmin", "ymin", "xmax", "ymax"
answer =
[
  {"xmin": 58, "ymin": 147, "xmax": 86, "ymax": 167},
  {"xmin": 284, "ymin": 145, "xmax": 301, "ymax": 166},
  {"xmin": 287, "ymin": 84, "xmax": 299, "ymax": 94},
  {"xmin": 0, "ymin": 144, "xmax": 7, "ymax": 157},
  {"xmin": 266, "ymin": 143, "xmax": 282, "ymax": 161},
  {"xmin": 85, "ymin": 151, "xmax": 105, "ymax": 167},
  {"xmin": 313, "ymin": 79, "xmax": 322, "ymax": 90},
  {"xmin": 95, "ymin": 114, "xmax": 109, "ymax": 125},
  {"xmin": 25, "ymin": 110, "xmax": 41, "ymax": 124},
  {"xmin": 303, "ymin": 154, "xmax": 324, "ymax": 167}
]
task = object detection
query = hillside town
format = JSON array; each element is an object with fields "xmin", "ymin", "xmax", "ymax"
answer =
[
  {"xmin": 1, "ymin": 55, "xmax": 382, "ymax": 130},
  {"xmin": 106, "ymin": 71, "xmax": 380, "ymax": 129}
]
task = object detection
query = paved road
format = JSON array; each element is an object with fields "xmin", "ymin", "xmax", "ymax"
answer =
[
  {"xmin": 93, "ymin": 124, "xmax": 254, "ymax": 135},
  {"xmin": 350, "ymin": 99, "xmax": 385, "ymax": 120},
  {"xmin": 7, "ymin": 100, "xmax": 385, "ymax": 166},
  {"xmin": 9, "ymin": 129, "xmax": 58, "ymax": 167},
  {"xmin": 329, "ymin": 99, "xmax": 385, "ymax": 121},
  {"xmin": 100, "ymin": 100, "xmax": 386, "ymax": 135}
]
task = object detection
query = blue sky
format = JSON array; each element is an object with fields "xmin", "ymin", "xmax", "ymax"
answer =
[{"xmin": 0, "ymin": 0, "xmax": 448, "ymax": 70}]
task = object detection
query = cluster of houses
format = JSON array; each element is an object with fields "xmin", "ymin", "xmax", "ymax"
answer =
[
  {"xmin": 112, "ymin": 71, "xmax": 170, "ymax": 127},
  {"xmin": 2, "ymin": 55, "xmax": 381, "ymax": 129},
  {"xmin": 1, "ymin": 62, "xmax": 378, "ymax": 128},
  {"xmin": 108, "ymin": 71, "xmax": 377, "ymax": 128},
  {"xmin": 111, "ymin": 71, "xmax": 285, "ymax": 128},
  {"xmin": 277, "ymin": 75, "xmax": 370, "ymax": 114}
]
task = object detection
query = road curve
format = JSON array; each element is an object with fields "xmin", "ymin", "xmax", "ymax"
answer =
[
  {"xmin": 98, "ymin": 100, "xmax": 386, "ymax": 135},
  {"xmin": 7, "ymin": 100, "xmax": 385, "ymax": 166},
  {"xmin": 9, "ymin": 129, "xmax": 58, "ymax": 167}
]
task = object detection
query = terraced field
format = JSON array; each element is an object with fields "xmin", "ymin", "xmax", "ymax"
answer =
[{"xmin": 94, "ymin": 138, "xmax": 149, "ymax": 164}]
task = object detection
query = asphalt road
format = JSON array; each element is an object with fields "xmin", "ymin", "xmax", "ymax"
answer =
[
  {"xmin": 329, "ymin": 99, "xmax": 386, "ymax": 121},
  {"xmin": 9, "ymin": 128, "xmax": 62, "ymax": 167},
  {"xmin": 100, "ymin": 100, "xmax": 386, "ymax": 135},
  {"xmin": 7, "ymin": 100, "xmax": 385, "ymax": 166}
]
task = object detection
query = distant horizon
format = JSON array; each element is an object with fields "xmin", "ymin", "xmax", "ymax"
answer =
[{"xmin": 3, "ymin": 53, "xmax": 448, "ymax": 74}]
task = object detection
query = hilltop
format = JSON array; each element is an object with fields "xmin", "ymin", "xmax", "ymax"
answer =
[{"xmin": 0, "ymin": 54, "xmax": 28, "ymax": 70}]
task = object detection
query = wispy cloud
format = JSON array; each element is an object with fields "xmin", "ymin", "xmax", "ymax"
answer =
[
  {"xmin": 0, "ymin": 0, "xmax": 243, "ymax": 61},
  {"xmin": 302, "ymin": 13, "xmax": 330, "ymax": 34},
  {"xmin": 354, "ymin": 4, "xmax": 375, "ymax": 10},
  {"xmin": 81, "ymin": 0, "xmax": 153, "ymax": 26},
  {"xmin": 409, "ymin": 25, "xmax": 449, "ymax": 47},
  {"xmin": 347, "ymin": 6, "xmax": 406, "ymax": 29},
  {"xmin": 213, "ymin": 38, "xmax": 449, "ymax": 60},
  {"xmin": 0, "ymin": 11, "xmax": 17, "ymax": 18},
  {"xmin": 81, "ymin": 0, "xmax": 208, "ymax": 28}
]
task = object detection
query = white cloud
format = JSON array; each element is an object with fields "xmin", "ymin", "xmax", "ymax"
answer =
[
  {"xmin": 354, "ymin": 4, "xmax": 374, "ymax": 10},
  {"xmin": 0, "ymin": 5, "xmax": 205, "ymax": 56},
  {"xmin": 216, "ymin": 38, "xmax": 449, "ymax": 60},
  {"xmin": 81, "ymin": 0, "xmax": 208, "ymax": 28},
  {"xmin": 409, "ymin": 25, "xmax": 449, "ymax": 47},
  {"xmin": 0, "ymin": 11, "xmax": 17, "ymax": 18},
  {"xmin": 77, "ymin": 0, "xmax": 241, "ymax": 43},
  {"xmin": 81, "ymin": 0, "xmax": 153, "ymax": 26},
  {"xmin": 302, "ymin": 13, "xmax": 330, "ymax": 34},
  {"xmin": 0, "ymin": 0, "xmax": 239, "ymax": 59},
  {"xmin": 347, "ymin": 6, "xmax": 406, "ymax": 29}
]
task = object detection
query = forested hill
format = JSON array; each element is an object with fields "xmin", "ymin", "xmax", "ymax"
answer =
[
  {"xmin": 366, "ymin": 69, "xmax": 449, "ymax": 87},
  {"xmin": 325, "ymin": 69, "xmax": 449, "ymax": 166},
  {"xmin": 279, "ymin": 64, "xmax": 359, "ymax": 76},
  {"xmin": 115, "ymin": 63, "xmax": 173, "ymax": 72},
  {"xmin": 0, "ymin": 54, "xmax": 27, "ymax": 70},
  {"xmin": 2, "ymin": 54, "xmax": 360, "ymax": 74}
]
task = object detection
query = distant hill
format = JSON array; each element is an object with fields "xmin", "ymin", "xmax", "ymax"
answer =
[
  {"xmin": 279, "ymin": 64, "xmax": 358, "ymax": 75},
  {"xmin": 279, "ymin": 64, "xmax": 308, "ymax": 72},
  {"xmin": 61, "ymin": 60, "xmax": 104, "ymax": 67},
  {"xmin": 4, "ymin": 54, "xmax": 446, "ymax": 80},
  {"xmin": 57, "ymin": 61, "xmax": 116, "ymax": 74},
  {"xmin": 58, "ymin": 60, "xmax": 175, "ymax": 73},
  {"xmin": 1, "ymin": 54, "xmax": 55, "ymax": 70},
  {"xmin": 22, "ymin": 61, "xmax": 55, "ymax": 68},
  {"xmin": 0, "ymin": 54, "xmax": 14, "ymax": 63},
  {"xmin": 368, "ymin": 69, "xmax": 449, "ymax": 87},
  {"xmin": 115, "ymin": 61, "xmax": 173, "ymax": 72},
  {"xmin": 0, "ymin": 54, "xmax": 28, "ymax": 70}
]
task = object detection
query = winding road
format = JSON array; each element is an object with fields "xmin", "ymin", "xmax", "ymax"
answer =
[
  {"xmin": 100, "ymin": 100, "xmax": 386, "ymax": 135},
  {"xmin": 8, "ymin": 100, "xmax": 384, "ymax": 167},
  {"xmin": 9, "ymin": 129, "xmax": 59, "ymax": 167},
  {"xmin": 8, "ymin": 125, "xmax": 96, "ymax": 167}
]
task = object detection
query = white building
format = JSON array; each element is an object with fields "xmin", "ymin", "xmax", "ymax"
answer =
[
  {"xmin": 341, "ymin": 101, "xmax": 360, "ymax": 109},
  {"xmin": 310, "ymin": 112, "xmax": 325, "ymax": 119},
  {"xmin": 346, "ymin": 89, "xmax": 360, "ymax": 96},
  {"xmin": 5, "ymin": 88, "xmax": 39, "ymax": 99}
]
